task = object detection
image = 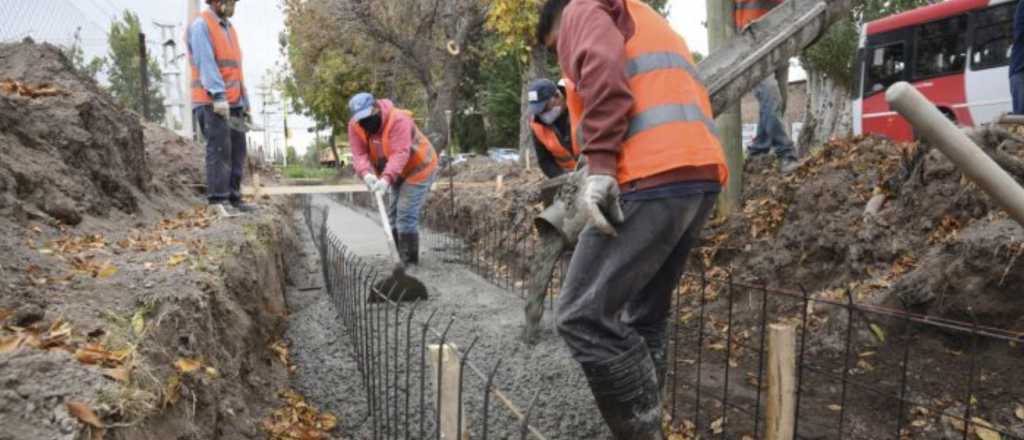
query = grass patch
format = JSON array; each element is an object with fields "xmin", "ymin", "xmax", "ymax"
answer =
[{"xmin": 280, "ymin": 165, "xmax": 337, "ymax": 180}]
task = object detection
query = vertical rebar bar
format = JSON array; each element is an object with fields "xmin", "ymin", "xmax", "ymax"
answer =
[
  {"xmin": 482, "ymin": 356, "xmax": 505, "ymax": 440},
  {"xmin": 420, "ymin": 309, "xmax": 439, "ymax": 439},
  {"xmin": 694, "ymin": 269, "xmax": 708, "ymax": 430},
  {"xmin": 962, "ymin": 310, "xmax": 980, "ymax": 440},
  {"xmin": 752, "ymin": 284, "xmax": 770, "ymax": 437},
  {"xmin": 895, "ymin": 303, "xmax": 913, "ymax": 439},
  {"xmin": 721, "ymin": 273, "xmax": 736, "ymax": 438},
  {"xmin": 457, "ymin": 337, "xmax": 480, "ymax": 439},
  {"xmin": 670, "ymin": 283, "xmax": 681, "ymax": 424},
  {"xmin": 794, "ymin": 285, "xmax": 811, "ymax": 436},
  {"xmin": 437, "ymin": 317, "xmax": 456, "ymax": 440},
  {"xmin": 404, "ymin": 301, "xmax": 422, "ymax": 440},
  {"xmin": 837, "ymin": 289, "xmax": 856, "ymax": 440}
]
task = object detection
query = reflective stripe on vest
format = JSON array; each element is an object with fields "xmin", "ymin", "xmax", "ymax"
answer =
[
  {"xmin": 734, "ymin": 0, "xmax": 782, "ymax": 29},
  {"xmin": 354, "ymin": 108, "xmax": 438, "ymax": 185},
  {"xmin": 566, "ymin": 0, "xmax": 728, "ymax": 186},
  {"xmin": 189, "ymin": 10, "xmax": 244, "ymax": 105},
  {"xmin": 530, "ymin": 121, "xmax": 577, "ymax": 171}
]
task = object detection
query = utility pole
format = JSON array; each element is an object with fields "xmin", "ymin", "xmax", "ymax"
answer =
[
  {"xmin": 155, "ymin": 21, "xmax": 188, "ymax": 135},
  {"xmin": 256, "ymin": 84, "xmax": 280, "ymax": 165},
  {"xmin": 707, "ymin": 0, "xmax": 743, "ymax": 217},
  {"xmin": 138, "ymin": 32, "xmax": 150, "ymax": 121},
  {"xmin": 187, "ymin": 0, "xmax": 200, "ymax": 139}
]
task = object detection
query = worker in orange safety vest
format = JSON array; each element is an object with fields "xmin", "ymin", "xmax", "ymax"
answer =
[
  {"xmin": 188, "ymin": 0, "xmax": 256, "ymax": 214},
  {"xmin": 538, "ymin": 0, "xmax": 727, "ymax": 437},
  {"xmin": 526, "ymin": 78, "xmax": 578, "ymax": 178}
]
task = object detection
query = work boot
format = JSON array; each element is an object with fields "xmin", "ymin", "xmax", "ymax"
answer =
[
  {"xmin": 581, "ymin": 343, "xmax": 664, "ymax": 440},
  {"xmin": 231, "ymin": 201, "xmax": 258, "ymax": 213},
  {"xmin": 644, "ymin": 333, "xmax": 668, "ymax": 393},
  {"xmin": 398, "ymin": 232, "xmax": 419, "ymax": 265},
  {"xmin": 779, "ymin": 156, "xmax": 801, "ymax": 175}
]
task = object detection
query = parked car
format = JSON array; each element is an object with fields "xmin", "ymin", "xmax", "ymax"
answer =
[{"xmin": 488, "ymin": 148, "xmax": 520, "ymax": 163}]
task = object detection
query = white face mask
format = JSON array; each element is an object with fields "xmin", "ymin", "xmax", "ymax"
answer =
[{"xmin": 539, "ymin": 106, "xmax": 564, "ymax": 125}]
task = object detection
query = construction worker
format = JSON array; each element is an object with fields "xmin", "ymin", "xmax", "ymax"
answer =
[
  {"xmin": 527, "ymin": 78, "xmax": 578, "ymax": 178},
  {"xmin": 735, "ymin": 0, "xmax": 800, "ymax": 174},
  {"xmin": 348, "ymin": 93, "xmax": 439, "ymax": 265},
  {"xmin": 537, "ymin": 0, "xmax": 727, "ymax": 438},
  {"xmin": 188, "ymin": 0, "xmax": 256, "ymax": 214},
  {"xmin": 1012, "ymin": 0, "xmax": 1024, "ymax": 114}
]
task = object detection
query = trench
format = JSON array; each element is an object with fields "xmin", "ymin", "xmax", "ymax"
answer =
[{"xmin": 281, "ymin": 194, "xmax": 612, "ymax": 439}]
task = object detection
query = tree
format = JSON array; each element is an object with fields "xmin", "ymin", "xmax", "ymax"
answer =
[
  {"xmin": 63, "ymin": 28, "xmax": 105, "ymax": 80},
  {"xmin": 798, "ymin": 0, "xmax": 930, "ymax": 149},
  {"xmin": 104, "ymin": 11, "xmax": 165, "ymax": 122}
]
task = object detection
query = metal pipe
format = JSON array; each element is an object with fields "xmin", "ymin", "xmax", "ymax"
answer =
[{"xmin": 886, "ymin": 82, "xmax": 1024, "ymax": 227}]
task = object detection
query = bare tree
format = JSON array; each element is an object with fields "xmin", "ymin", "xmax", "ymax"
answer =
[{"xmin": 328, "ymin": 0, "xmax": 489, "ymax": 150}]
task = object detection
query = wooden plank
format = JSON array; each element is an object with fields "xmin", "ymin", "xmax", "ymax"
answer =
[
  {"xmin": 243, "ymin": 181, "xmax": 508, "ymax": 197},
  {"xmin": 766, "ymin": 323, "xmax": 797, "ymax": 440},
  {"xmin": 428, "ymin": 344, "xmax": 467, "ymax": 440}
]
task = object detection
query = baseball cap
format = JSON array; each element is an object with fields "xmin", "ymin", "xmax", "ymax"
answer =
[
  {"xmin": 526, "ymin": 79, "xmax": 559, "ymax": 116},
  {"xmin": 348, "ymin": 92, "xmax": 376, "ymax": 121}
]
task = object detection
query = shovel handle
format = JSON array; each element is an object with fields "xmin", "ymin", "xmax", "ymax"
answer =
[{"xmin": 374, "ymin": 191, "xmax": 402, "ymax": 264}]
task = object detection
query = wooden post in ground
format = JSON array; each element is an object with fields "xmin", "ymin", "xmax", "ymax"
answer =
[
  {"xmin": 706, "ymin": 0, "xmax": 743, "ymax": 218},
  {"xmin": 766, "ymin": 323, "xmax": 797, "ymax": 440},
  {"xmin": 495, "ymin": 175, "xmax": 505, "ymax": 197},
  {"xmin": 428, "ymin": 344, "xmax": 467, "ymax": 439}
]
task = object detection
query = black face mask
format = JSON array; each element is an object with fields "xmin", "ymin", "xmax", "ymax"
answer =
[{"xmin": 359, "ymin": 113, "xmax": 383, "ymax": 134}]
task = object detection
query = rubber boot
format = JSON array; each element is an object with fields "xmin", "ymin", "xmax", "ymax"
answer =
[
  {"xmin": 398, "ymin": 232, "xmax": 419, "ymax": 265},
  {"xmin": 581, "ymin": 343, "xmax": 664, "ymax": 440},
  {"xmin": 645, "ymin": 333, "xmax": 668, "ymax": 393}
]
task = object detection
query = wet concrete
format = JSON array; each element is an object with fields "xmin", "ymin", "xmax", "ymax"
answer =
[{"xmin": 299, "ymin": 194, "xmax": 612, "ymax": 439}]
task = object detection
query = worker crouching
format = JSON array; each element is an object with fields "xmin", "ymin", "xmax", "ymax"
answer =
[
  {"xmin": 348, "ymin": 93, "xmax": 439, "ymax": 266},
  {"xmin": 538, "ymin": 0, "xmax": 729, "ymax": 438}
]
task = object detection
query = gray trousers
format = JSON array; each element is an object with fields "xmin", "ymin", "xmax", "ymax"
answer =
[{"xmin": 556, "ymin": 192, "xmax": 717, "ymax": 365}]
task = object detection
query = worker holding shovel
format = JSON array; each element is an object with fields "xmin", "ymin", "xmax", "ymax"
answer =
[
  {"xmin": 188, "ymin": 0, "xmax": 256, "ymax": 215},
  {"xmin": 348, "ymin": 93, "xmax": 439, "ymax": 266},
  {"xmin": 538, "ymin": 0, "xmax": 727, "ymax": 437}
]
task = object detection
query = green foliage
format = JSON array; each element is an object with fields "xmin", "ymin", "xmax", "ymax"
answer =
[
  {"xmin": 63, "ymin": 30, "xmax": 105, "ymax": 80},
  {"xmin": 104, "ymin": 11, "xmax": 165, "ymax": 122},
  {"xmin": 280, "ymin": 164, "xmax": 337, "ymax": 180},
  {"xmin": 480, "ymin": 51, "xmax": 524, "ymax": 150},
  {"xmin": 286, "ymin": 146, "xmax": 299, "ymax": 166},
  {"xmin": 800, "ymin": 0, "xmax": 931, "ymax": 90}
]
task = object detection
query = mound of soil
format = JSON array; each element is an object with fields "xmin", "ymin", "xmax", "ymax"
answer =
[{"xmin": 0, "ymin": 41, "xmax": 154, "ymax": 226}]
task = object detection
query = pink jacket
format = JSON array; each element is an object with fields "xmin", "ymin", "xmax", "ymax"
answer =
[{"xmin": 348, "ymin": 99, "xmax": 413, "ymax": 183}]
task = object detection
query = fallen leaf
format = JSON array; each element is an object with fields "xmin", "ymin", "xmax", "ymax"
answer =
[
  {"xmin": 318, "ymin": 413, "xmax": 337, "ymax": 431},
  {"xmin": 131, "ymin": 311, "xmax": 145, "ymax": 337},
  {"xmin": 163, "ymin": 375, "xmax": 181, "ymax": 407},
  {"xmin": 96, "ymin": 264, "xmax": 117, "ymax": 279},
  {"xmin": 0, "ymin": 308, "xmax": 13, "ymax": 322},
  {"xmin": 1015, "ymin": 404, "xmax": 1024, "ymax": 421},
  {"xmin": 102, "ymin": 367, "xmax": 130, "ymax": 382},
  {"xmin": 0, "ymin": 334, "xmax": 26, "ymax": 353},
  {"xmin": 66, "ymin": 401, "xmax": 103, "ymax": 428},
  {"xmin": 973, "ymin": 417, "xmax": 1001, "ymax": 440},
  {"xmin": 204, "ymin": 366, "xmax": 220, "ymax": 378},
  {"xmin": 869, "ymin": 323, "xmax": 886, "ymax": 343},
  {"xmin": 828, "ymin": 404, "xmax": 842, "ymax": 412},
  {"xmin": 167, "ymin": 254, "xmax": 188, "ymax": 267},
  {"xmin": 175, "ymin": 358, "xmax": 202, "ymax": 373},
  {"xmin": 710, "ymin": 417, "xmax": 724, "ymax": 434}
]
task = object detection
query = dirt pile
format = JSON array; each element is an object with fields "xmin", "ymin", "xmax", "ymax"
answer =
[
  {"xmin": 0, "ymin": 41, "xmax": 156, "ymax": 226},
  {"xmin": 441, "ymin": 156, "xmax": 532, "ymax": 182}
]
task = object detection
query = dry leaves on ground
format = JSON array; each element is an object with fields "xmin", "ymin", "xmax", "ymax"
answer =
[
  {"xmin": 0, "ymin": 79, "xmax": 68, "ymax": 98},
  {"xmin": 262, "ymin": 389, "xmax": 338, "ymax": 440},
  {"xmin": 66, "ymin": 401, "xmax": 103, "ymax": 428}
]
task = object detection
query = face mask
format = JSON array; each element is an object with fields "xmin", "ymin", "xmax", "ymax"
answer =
[
  {"xmin": 359, "ymin": 113, "xmax": 383, "ymax": 134},
  {"xmin": 218, "ymin": 0, "xmax": 236, "ymax": 18},
  {"xmin": 539, "ymin": 106, "xmax": 564, "ymax": 125}
]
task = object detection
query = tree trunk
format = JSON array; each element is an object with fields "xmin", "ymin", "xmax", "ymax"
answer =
[
  {"xmin": 798, "ymin": 69, "xmax": 852, "ymax": 153},
  {"xmin": 424, "ymin": 61, "xmax": 460, "ymax": 155},
  {"xmin": 707, "ymin": 0, "xmax": 743, "ymax": 218},
  {"xmin": 328, "ymin": 125, "xmax": 344, "ymax": 171},
  {"xmin": 519, "ymin": 47, "xmax": 549, "ymax": 166}
]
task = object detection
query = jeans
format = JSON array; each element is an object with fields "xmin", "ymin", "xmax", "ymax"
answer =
[
  {"xmin": 195, "ymin": 106, "xmax": 247, "ymax": 204},
  {"xmin": 556, "ymin": 192, "xmax": 717, "ymax": 365},
  {"xmin": 749, "ymin": 76, "xmax": 796, "ymax": 160},
  {"xmin": 1012, "ymin": 72, "xmax": 1024, "ymax": 114},
  {"xmin": 386, "ymin": 171, "xmax": 437, "ymax": 234}
]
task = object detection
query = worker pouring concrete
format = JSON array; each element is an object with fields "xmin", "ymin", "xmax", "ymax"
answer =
[
  {"xmin": 736, "ymin": 0, "xmax": 801, "ymax": 174},
  {"xmin": 347, "ymin": 93, "xmax": 439, "ymax": 266},
  {"xmin": 537, "ymin": 0, "xmax": 728, "ymax": 438},
  {"xmin": 189, "ymin": 0, "xmax": 257, "ymax": 215},
  {"xmin": 526, "ymin": 78, "xmax": 579, "ymax": 178}
]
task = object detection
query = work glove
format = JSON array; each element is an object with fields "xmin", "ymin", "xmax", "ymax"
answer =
[
  {"xmin": 581, "ymin": 174, "xmax": 624, "ymax": 237},
  {"xmin": 212, "ymin": 98, "xmax": 230, "ymax": 119},
  {"xmin": 372, "ymin": 177, "xmax": 391, "ymax": 196},
  {"xmin": 363, "ymin": 174, "xmax": 379, "ymax": 191}
]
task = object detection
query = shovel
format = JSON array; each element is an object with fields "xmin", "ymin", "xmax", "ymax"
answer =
[{"xmin": 370, "ymin": 191, "xmax": 428, "ymax": 303}]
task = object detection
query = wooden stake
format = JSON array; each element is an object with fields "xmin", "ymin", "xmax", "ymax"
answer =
[
  {"xmin": 428, "ymin": 344, "xmax": 467, "ymax": 439},
  {"xmin": 766, "ymin": 323, "xmax": 797, "ymax": 440},
  {"xmin": 495, "ymin": 175, "xmax": 505, "ymax": 196}
]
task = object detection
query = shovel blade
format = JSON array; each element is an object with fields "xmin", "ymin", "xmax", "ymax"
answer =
[{"xmin": 369, "ymin": 266, "xmax": 428, "ymax": 303}]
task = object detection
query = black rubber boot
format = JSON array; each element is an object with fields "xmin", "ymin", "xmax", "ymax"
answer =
[
  {"xmin": 581, "ymin": 343, "xmax": 664, "ymax": 440},
  {"xmin": 399, "ymin": 232, "xmax": 419, "ymax": 265}
]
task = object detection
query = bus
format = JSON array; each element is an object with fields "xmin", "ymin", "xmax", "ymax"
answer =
[{"xmin": 853, "ymin": 0, "xmax": 1018, "ymax": 142}]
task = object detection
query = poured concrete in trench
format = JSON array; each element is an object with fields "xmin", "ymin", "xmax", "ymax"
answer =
[{"xmin": 284, "ymin": 194, "xmax": 613, "ymax": 439}]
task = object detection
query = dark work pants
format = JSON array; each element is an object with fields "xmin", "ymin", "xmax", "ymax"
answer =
[
  {"xmin": 195, "ymin": 106, "xmax": 247, "ymax": 204},
  {"xmin": 556, "ymin": 192, "xmax": 717, "ymax": 365}
]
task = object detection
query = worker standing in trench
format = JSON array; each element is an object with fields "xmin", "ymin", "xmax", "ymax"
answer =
[
  {"xmin": 736, "ymin": 0, "xmax": 801, "ymax": 174},
  {"xmin": 537, "ymin": 0, "xmax": 728, "ymax": 438},
  {"xmin": 347, "ymin": 93, "xmax": 439, "ymax": 266},
  {"xmin": 526, "ymin": 78, "xmax": 579, "ymax": 178},
  {"xmin": 188, "ymin": 0, "xmax": 256, "ymax": 215}
]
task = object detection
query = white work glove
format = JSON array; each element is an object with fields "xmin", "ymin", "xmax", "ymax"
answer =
[
  {"xmin": 212, "ymin": 98, "xmax": 230, "ymax": 119},
  {"xmin": 372, "ymin": 177, "xmax": 391, "ymax": 196},
  {"xmin": 363, "ymin": 174, "xmax": 379, "ymax": 191},
  {"xmin": 581, "ymin": 174, "xmax": 625, "ymax": 237}
]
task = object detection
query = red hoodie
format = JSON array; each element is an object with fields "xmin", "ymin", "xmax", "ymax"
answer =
[{"xmin": 348, "ymin": 99, "xmax": 413, "ymax": 183}]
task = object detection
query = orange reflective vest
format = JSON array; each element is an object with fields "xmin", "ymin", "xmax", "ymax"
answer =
[
  {"xmin": 530, "ymin": 120, "xmax": 577, "ymax": 172},
  {"xmin": 353, "ymin": 109, "xmax": 438, "ymax": 184},
  {"xmin": 566, "ymin": 0, "xmax": 727, "ymax": 186},
  {"xmin": 189, "ymin": 10, "xmax": 245, "ymax": 105},
  {"xmin": 734, "ymin": 0, "xmax": 783, "ymax": 30}
]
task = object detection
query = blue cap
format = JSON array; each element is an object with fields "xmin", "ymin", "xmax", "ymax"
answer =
[
  {"xmin": 348, "ymin": 92, "xmax": 376, "ymax": 121},
  {"xmin": 526, "ymin": 79, "xmax": 559, "ymax": 116}
]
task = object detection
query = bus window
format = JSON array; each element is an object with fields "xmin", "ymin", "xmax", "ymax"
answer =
[
  {"xmin": 913, "ymin": 15, "xmax": 969, "ymax": 79},
  {"xmin": 971, "ymin": 3, "xmax": 1015, "ymax": 70},
  {"xmin": 864, "ymin": 43, "xmax": 907, "ymax": 97}
]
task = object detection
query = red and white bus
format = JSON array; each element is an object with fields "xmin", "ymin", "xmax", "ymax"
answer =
[{"xmin": 854, "ymin": 0, "xmax": 1018, "ymax": 141}]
